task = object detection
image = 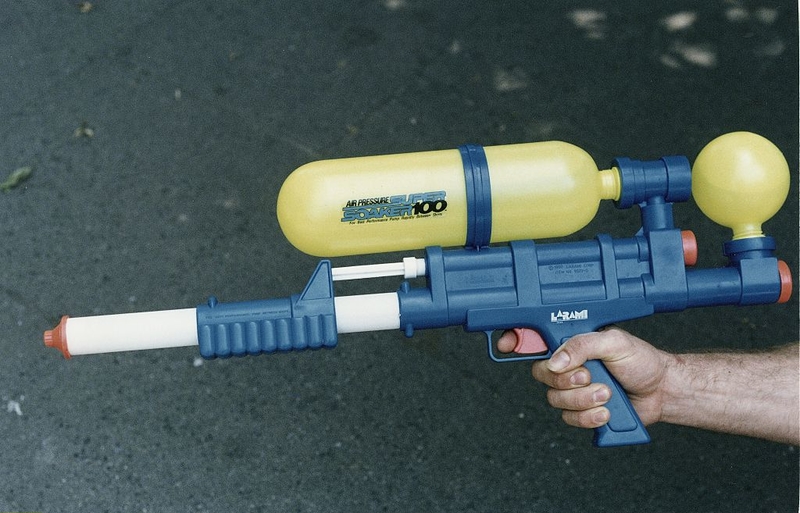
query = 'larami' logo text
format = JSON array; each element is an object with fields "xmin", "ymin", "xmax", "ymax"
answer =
[{"xmin": 550, "ymin": 310, "xmax": 589, "ymax": 323}]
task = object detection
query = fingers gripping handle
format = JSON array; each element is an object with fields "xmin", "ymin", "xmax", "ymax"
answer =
[{"xmin": 584, "ymin": 360, "xmax": 651, "ymax": 447}]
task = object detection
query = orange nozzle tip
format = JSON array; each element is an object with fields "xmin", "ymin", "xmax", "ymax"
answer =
[
  {"xmin": 44, "ymin": 315, "xmax": 71, "ymax": 359},
  {"xmin": 681, "ymin": 230, "xmax": 698, "ymax": 266},
  {"xmin": 777, "ymin": 260, "xmax": 792, "ymax": 304}
]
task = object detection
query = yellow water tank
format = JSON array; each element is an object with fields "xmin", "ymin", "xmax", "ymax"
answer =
[{"xmin": 277, "ymin": 141, "xmax": 621, "ymax": 257}]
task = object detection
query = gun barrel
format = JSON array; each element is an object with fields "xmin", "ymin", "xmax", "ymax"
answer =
[
  {"xmin": 44, "ymin": 308, "xmax": 198, "ymax": 359},
  {"xmin": 43, "ymin": 291, "xmax": 403, "ymax": 359}
]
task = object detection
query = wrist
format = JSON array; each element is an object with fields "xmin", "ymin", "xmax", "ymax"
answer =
[
  {"xmin": 656, "ymin": 346, "xmax": 800, "ymax": 444},
  {"xmin": 658, "ymin": 352, "xmax": 703, "ymax": 426}
]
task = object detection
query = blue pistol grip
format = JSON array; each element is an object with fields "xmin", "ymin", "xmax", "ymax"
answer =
[
  {"xmin": 584, "ymin": 359, "xmax": 651, "ymax": 447},
  {"xmin": 196, "ymin": 261, "xmax": 338, "ymax": 358}
]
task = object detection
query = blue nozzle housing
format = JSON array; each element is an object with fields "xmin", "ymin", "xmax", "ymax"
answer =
[
  {"xmin": 614, "ymin": 155, "xmax": 692, "ymax": 208},
  {"xmin": 196, "ymin": 261, "xmax": 337, "ymax": 358}
]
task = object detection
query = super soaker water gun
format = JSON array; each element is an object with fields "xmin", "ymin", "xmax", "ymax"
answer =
[{"xmin": 44, "ymin": 131, "xmax": 793, "ymax": 447}]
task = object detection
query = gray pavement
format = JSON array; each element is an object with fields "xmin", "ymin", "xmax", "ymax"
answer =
[{"xmin": 0, "ymin": 1, "xmax": 797, "ymax": 512}]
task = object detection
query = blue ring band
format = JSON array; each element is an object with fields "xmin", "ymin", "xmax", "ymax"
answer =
[{"xmin": 458, "ymin": 144, "xmax": 492, "ymax": 248}]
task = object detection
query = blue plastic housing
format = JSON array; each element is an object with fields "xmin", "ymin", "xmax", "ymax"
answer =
[
  {"xmin": 192, "ymin": 153, "xmax": 788, "ymax": 447},
  {"xmin": 394, "ymin": 157, "xmax": 785, "ymax": 446},
  {"xmin": 459, "ymin": 144, "xmax": 493, "ymax": 248},
  {"xmin": 196, "ymin": 261, "xmax": 337, "ymax": 358}
]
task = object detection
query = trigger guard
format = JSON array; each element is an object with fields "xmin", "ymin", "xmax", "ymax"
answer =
[{"xmin": 486, "ymin": 330, "xmax": 552, "ymax": 363}]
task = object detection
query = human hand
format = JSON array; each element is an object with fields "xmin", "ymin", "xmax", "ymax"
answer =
[{"xmin": 497, "ymin": 327, "xmax": 674, "ymax": 429}]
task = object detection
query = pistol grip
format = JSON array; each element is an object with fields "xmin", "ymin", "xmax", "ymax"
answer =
[{"xmin": 584, "ymin": 359, "xmax": 651, "ymax": 447}]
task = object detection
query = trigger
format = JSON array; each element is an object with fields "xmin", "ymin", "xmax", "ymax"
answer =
[{"xmin": 511, "ymin": 328, "xmax": 548, "ymax": 354}]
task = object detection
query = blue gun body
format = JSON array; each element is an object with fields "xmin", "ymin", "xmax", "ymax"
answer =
[{"xmin": 194, "ymin": 154, "xmax": 788, "ymax": 448}]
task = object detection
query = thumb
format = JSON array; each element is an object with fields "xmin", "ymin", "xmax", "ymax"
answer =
[{"xmin": 547, "ymin": 328, "xmax": 637, "ymax": 374}]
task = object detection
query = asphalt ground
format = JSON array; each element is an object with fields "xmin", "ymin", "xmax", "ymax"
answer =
[{"xmin": 0, "ymin": 1, "xmax": 798, "ymax": 512}]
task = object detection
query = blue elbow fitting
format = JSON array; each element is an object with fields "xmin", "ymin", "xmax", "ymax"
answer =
[
  {"xmin": 614, "ymin": 155, "xmax": 692, "ymax": 208},
  {"xmin": 724, "ymin": 237, "xmax": 786, "ymax": 305}
]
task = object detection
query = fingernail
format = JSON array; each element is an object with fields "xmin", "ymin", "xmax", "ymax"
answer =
[
  {"xmin": 548, "ymin": 351, "xmax": 570, "ymax": 372},
  {"xmin": 593, "ymin": 387, "xmax": 611, "ymax": 404},
  {"xmin": 570, "ymin": 370, "xmax": 590, "ymax": 386},
  {"xmin": 592, "ymin": 409, "xmax": 610, "ymax": 425}
]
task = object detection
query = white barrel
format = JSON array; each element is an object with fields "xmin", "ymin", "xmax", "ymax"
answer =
[
  {"xmin": 65, "ymin": 308, "xmax": 199, "ymax": 355},
  {"xmin": 334, "ymin": 293, "xmax": 400, "ymax": 333}
]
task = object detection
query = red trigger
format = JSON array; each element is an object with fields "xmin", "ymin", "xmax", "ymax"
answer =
[{"xmin": 511, "ymin": 328, "xmax": 548, "ymax": 354}]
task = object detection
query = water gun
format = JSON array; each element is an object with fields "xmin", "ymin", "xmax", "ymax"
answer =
[{"xmin": 43, "ymin": 131, "xmax": 793, "ymax": 447}]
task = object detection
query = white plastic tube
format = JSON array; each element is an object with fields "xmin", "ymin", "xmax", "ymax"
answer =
[
  {"xmin": 65, "ymin": 308, "xmax": 199, "ymax": 356},
  {"xmin": 332, "ymin": 257, "xmax": 426, "ymax": 281},
  {"xmin": 334, "ymin": 293, "xmax": 400, "ymax": 333}
]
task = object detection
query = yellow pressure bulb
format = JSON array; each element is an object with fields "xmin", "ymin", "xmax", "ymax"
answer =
[
  {"xmin": 277, "ymin": 141, "xmax": 621, "ymax": 257},
  {"xmin": 692, "ymin": 132, "xmax": 790, "ymax": 240}
]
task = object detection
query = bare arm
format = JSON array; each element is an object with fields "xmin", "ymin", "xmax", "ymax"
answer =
[
  {"xmin": 500, "ymin": 328, "xmax": 799, "ymax": 445},
  {"xmin": 662, "ymin": 343, "xmax": 799, "ymax": 445}
]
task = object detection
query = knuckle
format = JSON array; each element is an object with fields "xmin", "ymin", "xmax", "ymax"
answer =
[
  {"xmin": 563, "ymin": 407, "xmax": 609, "ymax": 429},
  {"xmin": 547, "ymin": 383, "xmax": 608, "ymax": 411},
  {"xmin": 546, "ymin": 387, "xmax": 584, "ymax": 411},
  {"xmin": 531, "ymin": 361, "xmax": 550, "ymax": 383}
]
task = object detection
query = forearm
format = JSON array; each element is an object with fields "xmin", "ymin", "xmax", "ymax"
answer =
[{"xmin": 660, "ymin": 344, "xmax": 799, "ymax": 445}]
